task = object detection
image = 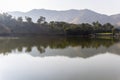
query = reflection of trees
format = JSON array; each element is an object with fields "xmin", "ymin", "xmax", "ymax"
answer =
[
  {"xmin": 37, "ymin": 46, "xmax": 45, "ymax": 53},
  {"xmin": 0, "ymin": 37, "xmax": 119, "ymax": 54},
  {"xmin": 25, "ymin": 46, "xmax": 32, "ymax": 52}
]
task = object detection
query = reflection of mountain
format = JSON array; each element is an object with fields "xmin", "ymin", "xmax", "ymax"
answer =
[{"xmin": 0, "ymin": 37, "xmax": 120, "ymax": 58}]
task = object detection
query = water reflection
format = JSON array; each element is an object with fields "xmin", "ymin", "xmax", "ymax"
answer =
[
  {"xmin": 0, "ymin": 37, "xmax": 120, "ymax": 80},
  {"xmin": 0, "ymin": 53, "xmax": 120, "ymax": 80},
  {"xmin": 0, "ymin": 37, "xmax": 120, "ymax": 58}
]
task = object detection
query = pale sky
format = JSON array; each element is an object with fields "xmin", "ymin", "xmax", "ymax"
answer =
[{"xmin": 0, "ymin": 0, "xmax": 120, "ymax": 15}]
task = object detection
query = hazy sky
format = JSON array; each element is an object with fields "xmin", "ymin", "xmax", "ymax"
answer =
[{"xmin": 0, "ymin": 0, "xmax": 119, "ymax": 15}]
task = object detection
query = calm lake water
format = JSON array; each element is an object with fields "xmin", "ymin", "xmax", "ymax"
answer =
[{"xmin": 0, "ymin": 37, "xmax": 120, "ymax": 80}]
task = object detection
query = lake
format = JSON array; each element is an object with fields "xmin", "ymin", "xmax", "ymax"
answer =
[{"xmin": 0, "ymin": 37, "xmax": 120, "ymax": 80}]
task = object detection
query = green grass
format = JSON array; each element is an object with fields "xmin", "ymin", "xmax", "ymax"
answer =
[
  {"xmin": 96, "ymin": 33, "xmax": 112, "ymax": 34},
  {"xmin": 96, "ymin": 33, "xmax": 113, "ymax": 35}
]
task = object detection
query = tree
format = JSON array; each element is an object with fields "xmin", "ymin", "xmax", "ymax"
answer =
[
  {"xmin": 103, "ymin": 23, "xmax": 114, "ymax": 32},
  {"xmin": 92, "ymin": 21, "xmax": 102, "ymax": 33},
  {"xmin": 49, "ymin": 21, "xmax": 55, "ymax": 28},
  {"xmin": 17, "ymin": 17, "xmax": 23, "ymax": 23},
  {"xmin": 0, "ymin": 13, "xmax": 12, "ymax": 24},
  {"xmin": 25, "ymin": 16, "xmax": 33, "ymax": 23},
  {"xmin": 37, "ymin": 16, "xmax": 46, "ymax": 24}
]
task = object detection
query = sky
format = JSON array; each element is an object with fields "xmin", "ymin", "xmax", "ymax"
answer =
[{"xmin": 0, "ymin": 0, "xmax": 119, "ymax": 15}]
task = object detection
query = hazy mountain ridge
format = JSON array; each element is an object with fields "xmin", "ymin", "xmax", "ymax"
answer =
[{"xmin": 8, "ymin": 9, "xmax": 120, "ymax": 26}]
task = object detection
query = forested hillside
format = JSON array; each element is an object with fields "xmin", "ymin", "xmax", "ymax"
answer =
[{"xmin": 0, "ymin": 13, "xmax": 118, "ymax": 36}]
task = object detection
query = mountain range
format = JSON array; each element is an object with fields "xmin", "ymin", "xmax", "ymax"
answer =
[{"xmin": 8, "ymin": 9, "xmax": 120, "ymax": 27}]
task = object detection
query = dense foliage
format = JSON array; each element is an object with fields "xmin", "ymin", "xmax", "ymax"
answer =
[{"xmin": 0, "ymin": 13, "xmax": 119, "ymax": 36}]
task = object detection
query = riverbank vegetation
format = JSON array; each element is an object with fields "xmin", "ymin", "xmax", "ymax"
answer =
[{"xmin": 0, "ymin": 13, "xmax": 119, "ymax": 36}]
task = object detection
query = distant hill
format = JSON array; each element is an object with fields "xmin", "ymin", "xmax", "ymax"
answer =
[
  {"xmin": 110, "ymin": 14, "xmax": 120, "ymax": 26},
  {"xmin": 8, "ymin": 9, "xmax": 120, "ymax": 27}
]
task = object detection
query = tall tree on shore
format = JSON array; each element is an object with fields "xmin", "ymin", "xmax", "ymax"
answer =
[
  {"xmin": 25, "ymin": 16, "xmax": 33, "ymax": 23},
  {"xmin": 17, "ymin": 17, "xmax": 23, "ymax": 23},
  {"xmin": 37, "ymin": 16, "xmax": 46, "ymax": 24},
  {"xmin": 103, "ymin": 23, "xmax": 114, "ymax": 32},
  {"xmin": 92, "ymin": 21, "xmax": 102, "ymax": 33}
]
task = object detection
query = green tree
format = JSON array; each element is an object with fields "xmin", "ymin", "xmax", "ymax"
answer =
[
  {"xmin": 92, "ymin": 21, "xmax": 102, "ymax": 33},
  {"xmin": 25, "ymin": 16, "xmax": 33, "ymax": 23},
  {"xmin": 103, "ymin": 23, "xmax": 114, "ymax": 32},
  {"xmin": 37, "ymin": 16, "xmax": 46, "ymax": 24},
  {"xmin": 17, "ymin": 17, "xmax": 23, "ymax": 23}
]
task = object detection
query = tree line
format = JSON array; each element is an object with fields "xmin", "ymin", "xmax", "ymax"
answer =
[{"xmin": 0, "ymin": 13, "xmax": 119, "ymax": 36}]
